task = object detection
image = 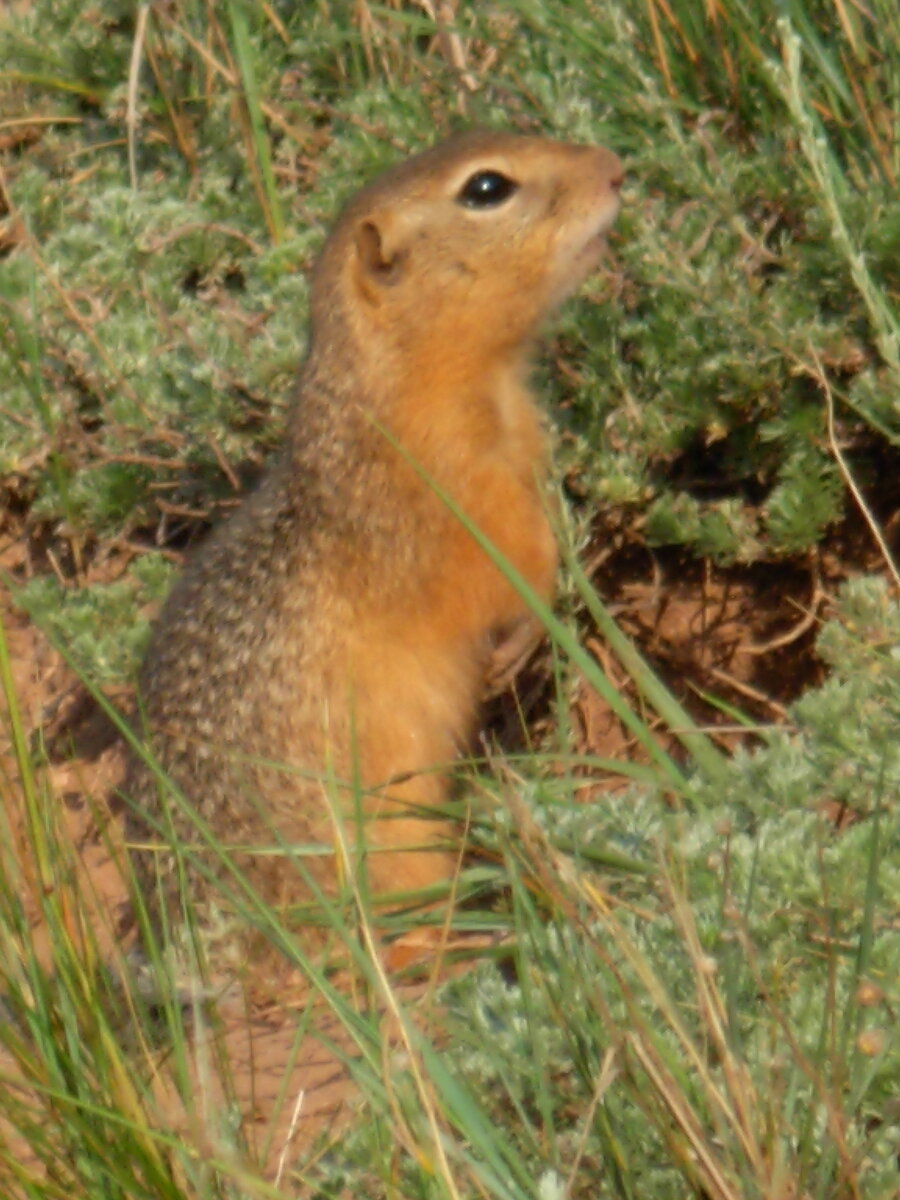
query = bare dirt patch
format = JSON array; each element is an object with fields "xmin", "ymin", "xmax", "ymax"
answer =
[{"xmin": 561, "ymin": 505, "xmax": 899, "ymax": 770}]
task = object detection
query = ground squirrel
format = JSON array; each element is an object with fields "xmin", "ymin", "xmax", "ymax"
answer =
[{"xmin": 124, "ymin": 129, "xmax": 623, "ymax": 966}]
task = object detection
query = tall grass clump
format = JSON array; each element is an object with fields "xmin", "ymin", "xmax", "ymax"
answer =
[{"xmin": 0, "ymin": 610, "xmax": 246, "ymax": 1199}]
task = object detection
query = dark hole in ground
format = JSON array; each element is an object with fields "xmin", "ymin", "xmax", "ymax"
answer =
[{"xmin": 485, "ymin": 487, "xmax": 899, "ymax": 775}]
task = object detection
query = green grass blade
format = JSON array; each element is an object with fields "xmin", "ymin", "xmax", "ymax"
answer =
[
  {"xmin": 565, "ymin": 549, "xmax": 731, "ymax": 785},
  {"xmin": 225, "ymin": 0, "xmax": 285, "ymax": 244}
]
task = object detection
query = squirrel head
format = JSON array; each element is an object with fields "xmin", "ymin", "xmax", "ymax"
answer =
[{"xmin": 310, "ymin": 130, "xmax": 623, "ymax": 368}]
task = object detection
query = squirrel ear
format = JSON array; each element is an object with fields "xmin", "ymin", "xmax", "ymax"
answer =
[{"xmin": 354, "ymin": 215, "xmax": 408, "ymax": 294}]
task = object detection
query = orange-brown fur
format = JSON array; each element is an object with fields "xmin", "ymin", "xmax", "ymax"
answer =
[{"xmin": 124, "ymin": 130, "xmax": 623, "ymax": 966}]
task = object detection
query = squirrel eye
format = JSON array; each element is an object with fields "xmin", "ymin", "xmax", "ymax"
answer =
[{"xmin": 456, "ymin": 170, "xmax": 519, "ymax": 209}]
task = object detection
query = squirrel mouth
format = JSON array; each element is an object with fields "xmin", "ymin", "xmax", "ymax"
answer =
[
  {"xmin": 593, "ymin": 195, "xmax": 622, "ymax": 239},
  {"xmin": 583, "ymin": 209, "xmax": 619, "ymax": 254},
  {"xmin": 554, "ymin": 190, "xmax": 622, "ymax": 298},
  {"xmin": 585, "ymin": 195, "xmax": 622, "ymax": 254}
]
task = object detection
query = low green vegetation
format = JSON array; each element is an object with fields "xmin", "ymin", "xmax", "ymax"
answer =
[
  {"xmin": 0, "ymin": 1, "xmax": 897, "ymax": 1198},
  {"xmin": 328, "ymin": 581, "xmax": 899, "ymax": 1198}
]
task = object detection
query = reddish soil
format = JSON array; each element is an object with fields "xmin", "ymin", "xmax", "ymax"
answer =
[{"xmin": 489, "ymin": 500, "xmax": 898, "ymax": 788}]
